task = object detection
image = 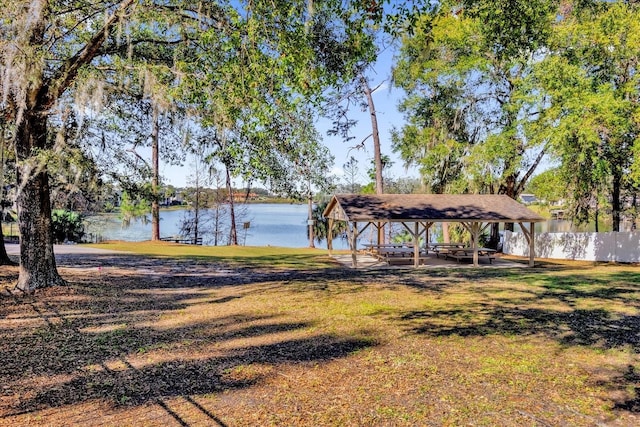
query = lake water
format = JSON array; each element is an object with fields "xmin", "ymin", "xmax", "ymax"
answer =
[
  {"xmin": 84, "ymin": 203, "xmax": 350, "ymax": 249},
  {"xmin": 84, "ymin": 203, "xmax": 617, "ymax": 250}
]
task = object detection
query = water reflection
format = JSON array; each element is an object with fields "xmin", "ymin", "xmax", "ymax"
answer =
[{"xmin": 84, "ymin": 204, "xmax": 351, "ymax": 249}]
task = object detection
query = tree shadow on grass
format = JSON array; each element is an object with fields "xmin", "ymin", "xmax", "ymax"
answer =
[
  {"xmin": 402, "ymin": 305, "xmax": 640, "ymax": 351},
  {"xmin": 2, "ymin": 290, "xmax": 376, "ymax": 417},
  {"xmin": 52, "ymin": 253, "xmax": 367, "ymax": 290},
  {"xmin": 399, "ymin": 266, "xmax": 640, "ymax": 350},
  {"xmin": 397, "ymin": 269, "xmax": 640, "ymax": 414},
  {"xmin": 606, "ymin": 365, "xmax": 640, "ymax": 413},
  {"xmin": 54, "ymin": 252, "xmax": 346, "ymax": 279},
  {"xmin": 53, "ymin": 252, "xmax": 458, "ymax": 298},
  {"xmin": 0, "ymin": 256, "xmax": 378, "ymax": 419},
  {"xmin": 0, "ymin": 314, "xmax": 309, "ymax": 382},
  {"xmin": 12, "ymin": 333, "xmax": 374, "ymax": 415},
  {"xmin": 3, "ymin": 253, "xmax": 640, "ymax": 418}
]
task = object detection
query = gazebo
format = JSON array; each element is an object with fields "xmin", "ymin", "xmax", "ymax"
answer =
[{"xmin": 323, "ymin": 194, "xmax": 546, "ymax": 267}]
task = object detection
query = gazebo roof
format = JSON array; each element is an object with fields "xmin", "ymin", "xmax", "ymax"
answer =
[{"xmin": 323, "ymin": 194, "xmax": 546, "ymax": 223}]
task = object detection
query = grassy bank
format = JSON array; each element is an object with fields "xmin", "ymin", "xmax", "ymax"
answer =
[{"xmin": 86, "ymin": 240, "xmax": 340, "ymax": 269}]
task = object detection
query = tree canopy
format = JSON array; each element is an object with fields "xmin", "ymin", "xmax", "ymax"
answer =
[
  {"xmin": 533, "ymin": 0, "xmax": 640, "ymax": 230},
  {"xmin": 392, "ymin": 0, "xmax": 554, "ymax": 199},
  {"xmin": 0, "ymin": 0, "xmax": 378, "ymax": 291},
  {"xmin": 391, "ymin": 0, "xmax": 640, "ymax": 231}
]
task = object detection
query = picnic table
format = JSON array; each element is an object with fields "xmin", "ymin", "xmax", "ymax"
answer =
[
  {"xmin": 364, "ymin": 243, "xmax": 412, "ymax": 256},
  {"xmin": 376, "ymin": 247, "xmax": 415, "ymax": 257},
  {"xmin": 363, "ymin": 243, "xmax": 414, "ymax": 250},
  {"xmin": 364, "ymin": 243, "xmax": 428, "ymax": 265},
  {"xmin": 428, "ymin": 242, "xmax": 465, "ymax": 248},
  {"xmin": 428, "ymin": 243, "xmax": 465, "ymax": 258},
  {"xmin": 440, "ymin": 246, "xmax": 497, "ymax": 264}
]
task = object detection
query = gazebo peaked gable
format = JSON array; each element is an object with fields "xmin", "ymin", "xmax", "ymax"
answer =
[{"xmin": 323, "ymin": 193, "xmax": 546, "ymax": 223}]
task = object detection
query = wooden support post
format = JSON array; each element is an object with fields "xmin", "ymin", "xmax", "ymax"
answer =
[
  {"xmin": 377, "ymin": 221, "xmax": 384, "ymax": 246},
  {"xmin": 351, "ymin": 221, "xmax": 358, "ymax": 268},
  {"xmin": 414, "ymin": 221, "xmax": 420, "ymax": 267},
  {"xmin": 460, "ymin": 222, "xmax": 479, "ymax": 266},
  {"xmin": 472, "ymin": 222, "xmax": 479, "ymax": 266},
  {"xmin": 529, "ymin": 222, "xmax": 535, "ymax": 267},
  {"xmin": 425, "ymin": 222, "xmax": 432, "ymax": 261},
  {"xmin": 518, "ymin": 222, "xmax": 536, "ymax": 267},
  {"xmin": 327, "ymin": 218, "xmax": 334, "ymax": 256},
  {"xmin": 424, "ymin": 222, "xmax": 434, "ymax": 250}
]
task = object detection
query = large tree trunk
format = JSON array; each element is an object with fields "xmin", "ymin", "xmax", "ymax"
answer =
[
  {"xmin": 488, "ymin": 223, "xmax": 500, "ymax": 250},
  {"xmin": 151, "ymin": 105, "xmax": 160, "ymax": 241},
  {"xmin": 501, "ymin": 174, "xmax": 518, "ymax": 232},
  {"xmin": 225, "ymin": 165, "xmax": 238, "ymax": 245},
  {"xmin": 362, "ymin": 77, "xmax": 383, "ymax": 195},
  {"xmin": 8, "ymin": 0, "xmax": 134, "ymax": 291},
  {"xmin": 362, "ymin": 76, "xmax": 384, "ymax": 244},
  {"xmin": 307, "ymin": 190, "xmax": 315, "ymax": 248},
  {"xmin": 15, "ymin": 113, "xmax": 65, "ymax": 292}
]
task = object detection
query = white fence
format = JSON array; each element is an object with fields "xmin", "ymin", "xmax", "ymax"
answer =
[{"xmin": 503, "ymin": 231, "xmax": 640, "ymax": 263}]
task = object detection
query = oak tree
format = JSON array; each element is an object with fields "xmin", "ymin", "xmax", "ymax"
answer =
[
  {"xmin": 1, "ymin": 0, "xmax": 376, "ymax": 291},
  {"xmin": 535, "ymin": 1, "xmax": 640, "ymax": 231}
]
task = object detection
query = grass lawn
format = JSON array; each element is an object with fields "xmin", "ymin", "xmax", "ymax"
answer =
[
  {"xmin": 86, "ymin": 240, "xmax": 340, "ymax": 269},
  {"xmin": 1, "ymin": 242, "xmax": 639, "ymax": 426}
]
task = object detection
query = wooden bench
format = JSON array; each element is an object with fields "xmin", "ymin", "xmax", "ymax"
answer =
[
  {"xmin": 160, "ymin": 237, "xmax": 203, "ymax": 245},
  {"xmin": 386, "ymin": 256, "xmax": 430, "ymax": 265}
]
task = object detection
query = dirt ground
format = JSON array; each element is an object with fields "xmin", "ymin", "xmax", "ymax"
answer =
[{"xmin": 1, "ymin": 251, "xmax": 639, "ymax": 426}]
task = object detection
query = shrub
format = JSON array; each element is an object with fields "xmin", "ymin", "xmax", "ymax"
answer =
[{"xmin": 51, "ymin": 210, "xmax": 85, "ymax": 243}]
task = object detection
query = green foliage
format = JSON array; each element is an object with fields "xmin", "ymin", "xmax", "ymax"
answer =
[
  {"xmin": 366, "ymin": 154, "xmax": 393, "ymax": 184},
  {"xmin": 360, "ymin": 155, "xmax": 394, "ymax": 194},
  {"xmin": 341, "ymin": 157, "xmax": 362, "ymax": 193},
  {"xmin": 311, "ymin": 200, "xmax": 347, "ymax": 245},
  {"xmin": 534, "ymin": 1, "xmax": 640, "ymax": 229},
  {"xmin": 1, "ymin": 0, "xmax": 381, "ymax": 289},
  {"xmin": 385, "ymin": 177, "xmax": 424, "ymax": 194},
  {"xmin": 47, "ymin": 114, "xmax": 106, "ymax": 212},
  {"xmin": 392, "ymin": 1, "xmax": 554, "ymax": 197},
  {"xmin": 51, "ymin": 210, "xmax": 85, "ymax": 244},
  {"xmin": 392, "ymin": 0, "xmax": 639, "ymax": 233},
  {"xmin": 119, "ymin": 192, "xmax": 150, "ymax": 228},
  {"xmin": 526, "ymin": 168, "xmax": 566, "ymax": 205},
  {"xmin": 446, "ymin": 224, "xmax": 489, "ymax": 247},
  {"xmin": 273, "ymin": 110, "xmax": 336, "ymax": 200},
  {"xmin": 462, "ymin": 0, "xmax": 558, "ymax": 60},
  {"xmin": 447, "ymin": 224, "xmax": 470, "ymax": 246},
  {"xmin": 173, "ymin": 0, "xmax": 376, "ymax": 199},
  {"xmin": 390, "ymin": 231, "xmax": 424, "ymax": 247}
]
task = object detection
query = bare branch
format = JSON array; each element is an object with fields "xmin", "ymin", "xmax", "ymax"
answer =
[
  {"xmin": 126, "ymin": 147, "xmax": 150, "ymax": 167},
  {"xmin": 370, "ymin": 80, "xmax": 386, "ymax": 93},
  {"xmin": 515, "ymin": 143, "xmax": 549, "ymax": 196},
  {"xmin": 45, "ymin": 7, "xmax": 107, "ymax": 52},
  {"xmin": 348, "ymin": 133, "xmax": 372, "ymax": 154}
]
